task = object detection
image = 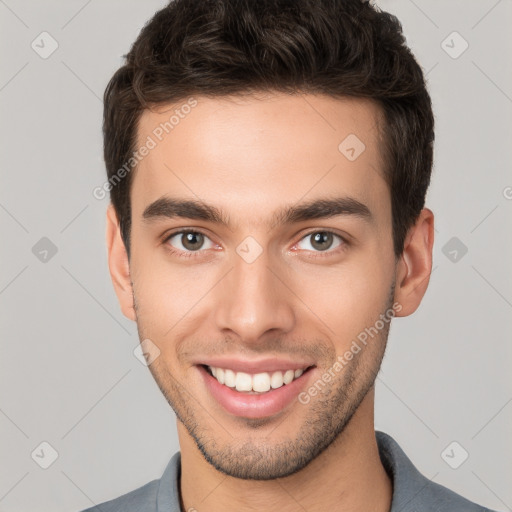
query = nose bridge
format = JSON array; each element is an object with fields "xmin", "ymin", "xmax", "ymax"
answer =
[{"xmin": 213, "ymin": 247, "xmax": 295, "ymax": 341}]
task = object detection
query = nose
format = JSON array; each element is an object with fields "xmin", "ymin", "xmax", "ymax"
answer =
[{"xmin": 213, "ymin": 248, "xmax": 296, "ymax": 345}]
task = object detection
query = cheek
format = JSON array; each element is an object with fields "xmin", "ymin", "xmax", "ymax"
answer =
[
  {"xmin": 297, "ymin": 261, "xmax": 391, "ymax": 344},
  {"xmin": 131, "ymin": 250, "xmax": 217, "ymax": 334}
]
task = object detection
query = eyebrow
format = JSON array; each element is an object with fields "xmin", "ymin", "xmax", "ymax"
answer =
[{"xmin": 142, "ymin": 195, "xmax": 373, "ymax": 230}]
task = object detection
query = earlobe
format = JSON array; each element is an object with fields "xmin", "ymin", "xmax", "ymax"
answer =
[
  {"xmin": 394, "ymin": 208, "xmax": 435, "ymax": 317},
  {"xmin": 105, "ymin": 204, "xmax": 136, "ymax": 322}
]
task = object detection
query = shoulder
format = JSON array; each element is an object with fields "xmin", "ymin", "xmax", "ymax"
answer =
[
  {"xmin": 375, "ymin": 431, "xmax": 499, "ymax": 512},
  {"xmin": 414, "ymin": 477, "xmax": 497, "ymax": 512},
  {"xmin": 77, "ymin": 452, "xmax": 181, "ymax": 512},
  {"xmin": 78, "ymin": 479, "xmax": 159, "ymax": 512}
]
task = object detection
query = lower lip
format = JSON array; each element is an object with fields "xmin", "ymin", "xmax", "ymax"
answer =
[{"xmin": 198, "ymin": 365, "xmax": 313, "ymax": 419}]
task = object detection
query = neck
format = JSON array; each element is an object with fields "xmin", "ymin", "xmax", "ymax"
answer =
[{"xmin": 178, "ymin": 389, "xmax": 392, "ymax": 512}]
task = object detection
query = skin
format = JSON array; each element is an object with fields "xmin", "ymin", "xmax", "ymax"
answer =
[{"xmin": 106, "ymin": 92, "xmax": 434, "ymax": 512}]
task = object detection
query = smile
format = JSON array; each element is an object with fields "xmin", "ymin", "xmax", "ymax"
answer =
[
  {"xmin": 206, "ymin": 365, "xmax": 306, "ymax": 393},
  {"xmin": 198, "ymin": 362, "xmax": 315, "ymax": 419}
]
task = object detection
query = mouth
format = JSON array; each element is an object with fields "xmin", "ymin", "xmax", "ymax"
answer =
[
  {"xmin": 197, "ymin": 362, "xmax": 316, "ymax": 419},
  {"xmin": 203, "ymin": 365, "xmax": 310, "ymax": 393}
]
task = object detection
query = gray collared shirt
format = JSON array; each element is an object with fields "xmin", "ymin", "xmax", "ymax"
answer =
[{"xmin": 80, "ymin": 430, "xmax": 498, "ymax": 511}]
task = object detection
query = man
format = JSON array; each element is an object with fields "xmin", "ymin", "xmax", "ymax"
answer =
[{"xmin": 84, "ymin": 0, "xmax": 498, "ymax": 510}]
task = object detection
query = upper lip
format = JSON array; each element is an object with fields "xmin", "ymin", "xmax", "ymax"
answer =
[{"xmin": 198, "ymin": 357, "xmax": 315, "ymax": 374}]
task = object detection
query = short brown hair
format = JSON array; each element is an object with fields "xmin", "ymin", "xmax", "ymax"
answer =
[{"xmin": 103, "ymin": 0, "xmax": 434, "ymax": 259}]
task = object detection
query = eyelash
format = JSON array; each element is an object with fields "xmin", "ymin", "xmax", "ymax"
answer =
[{"xmin": 162, "ymin": 229, "xmax": 349, "ymax": 259}]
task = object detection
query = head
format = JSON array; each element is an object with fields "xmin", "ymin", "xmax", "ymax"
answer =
[{"xmin": 105, "ymin": 0, "xmax": 434, "ymax": 480}]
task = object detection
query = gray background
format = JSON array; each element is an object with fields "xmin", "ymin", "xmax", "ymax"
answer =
[{"xmin": 0, "ymin": 1, "xmax": 511, "ymax": 511}]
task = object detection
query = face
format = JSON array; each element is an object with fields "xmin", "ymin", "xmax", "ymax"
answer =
[{"xmin": 122, "ymin": 92, "xmax": 400, "ymax": 479}]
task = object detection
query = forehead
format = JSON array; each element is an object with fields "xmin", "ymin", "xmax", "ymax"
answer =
[{"xmin": 131, "ymin": 92, "xmax": 389, "ymax": 230}]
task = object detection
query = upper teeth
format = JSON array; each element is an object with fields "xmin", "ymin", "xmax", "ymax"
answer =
[{"xmin": 209, "ymin": 366, "xmax": 305, "ymax": 393}]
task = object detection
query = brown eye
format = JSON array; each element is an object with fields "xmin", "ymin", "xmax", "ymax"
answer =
[
  {"xmin": 311, "ymin": 232, "xmax": 334, "ymax": 251},
  {"xmin": 165, "ymin": 230, "xmax": 214, "ymax": 253},
  {"xmin": 296, "ymin": 231, "xmax": 344, "ymax": 253},
  {"xmin": 181, "ymin": 232, "xmax": 204, "ymax": 251}
]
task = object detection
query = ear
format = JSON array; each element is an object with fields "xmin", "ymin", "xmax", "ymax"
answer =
[
  {"xmin": 105, "ymin": 203, "xmax": 136, "ymax": 322},
  {"xmin": 394, "ymin": 208, "xmax": 434, "ymax": 316}
]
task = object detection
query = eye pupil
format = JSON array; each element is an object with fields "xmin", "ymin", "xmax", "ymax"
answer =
[
  {"xmin": 311, "ymin": 232, "xmax": 333, "ymax": 251},
  {"xmin": 182, "ymin": 232, "xmax": 204, "ymax": 251}
]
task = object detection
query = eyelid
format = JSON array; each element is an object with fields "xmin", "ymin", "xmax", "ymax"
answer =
[
  {"xmin": 299, "ymin": 228, "xmax": 349, "ymax": 242},
  {"xmin": 162, "ymin": 226, "xmax": 213, "ymax": 240}
]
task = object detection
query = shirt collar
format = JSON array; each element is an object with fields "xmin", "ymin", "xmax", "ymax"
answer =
[
  {"xmin": 156, "ymin": 450, "xmax": 181, "ymax": 512},
  {"xmin": 376, "ymin": 430, "xmax": 434, "ymax": 511}
]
